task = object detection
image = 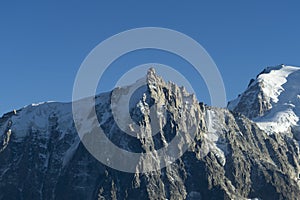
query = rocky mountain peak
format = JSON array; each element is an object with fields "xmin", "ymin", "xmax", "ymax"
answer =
[
  {"xmin": 1, "ymin": 67, "xmax": 300, "ymax": 199},
  {"xmin": 147, "ymin": 67, "xmax": 157, "ymax": 78},
  {"xmin": 228, "ymin": 64, "xmax": 300, "ymax": 136}
]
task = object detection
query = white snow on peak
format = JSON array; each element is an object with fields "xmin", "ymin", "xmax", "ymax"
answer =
[
  {"xmin": 255, "ymin": 65, "xmax": 299, "ymax": 104},
  {"xmin": 253, "ymin": 65, "xmax": 300, "ymax": 135},
  {"xmin": 2, "ymin": 93, "xmax": 113, "ymax": 167},
  {"xmin": 9, "ymin": 102, "xmax": 72, "ymax": 139},
  {"xmin": 230, "ymin": 65, "xmax": 300, "ymax": 135},
  {"xmin": 30, "ymin": 101, "xmax": 55, "ymax": 107}
]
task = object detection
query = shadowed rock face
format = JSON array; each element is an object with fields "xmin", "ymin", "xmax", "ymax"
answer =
[
  {"xmin": 1, "ymin": 69, "xmax": 300, "ymax": 200},
  {"xmin": 228, "ymin": 82, "xmax": 272, "ymax": 119}
]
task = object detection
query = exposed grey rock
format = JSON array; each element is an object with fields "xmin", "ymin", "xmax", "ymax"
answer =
[
  {"xmin": 227, "ymin": 77, "xmax": 272, "ymax": 119},
  {"xmin": 0, "ymin": 68, "xmax": 300, "ymax": 200}
]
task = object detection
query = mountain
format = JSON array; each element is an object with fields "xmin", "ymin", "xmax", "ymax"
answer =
[
  {"xmin": 1, "ymin": 68, "xmax": 300, "ymax": 199},
  {"xmin": 228, "ymin": 65, "xmax": 300, "ymax": 138}
]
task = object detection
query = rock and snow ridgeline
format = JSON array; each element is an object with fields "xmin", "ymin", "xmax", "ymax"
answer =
[
  {"xmin": 1, "ymin": 66, "xmax": 300, "ymax": 199},
  {"xmin": 228, "ymin": 64, "xmax": 300, "ymax": 137}
]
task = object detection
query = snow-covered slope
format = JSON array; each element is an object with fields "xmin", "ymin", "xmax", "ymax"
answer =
[
  {"xmin": 228, "ymin": 65, "xmax": 300, "ymax": 136},
  {"xmin": 1, "ymin": 68, "xmax": 300, "ymax": 199}
]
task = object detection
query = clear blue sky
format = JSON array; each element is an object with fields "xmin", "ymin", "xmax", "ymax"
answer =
[{"xmin": 1, "ymin": 1, "xmax": 300, "ymax": 115}]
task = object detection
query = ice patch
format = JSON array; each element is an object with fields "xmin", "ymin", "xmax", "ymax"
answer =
[{"xmin": 204, "ymin": 109, "xmax": 228, "ymax": 166}]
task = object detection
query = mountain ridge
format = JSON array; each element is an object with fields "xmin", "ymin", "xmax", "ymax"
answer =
[
  {"xmin": 228, "ymin": 64, "xmax": 300, "ymax": 137},
  {"xmin": 1, "ymin": 67, "xmax": 300, "ymax": 199}
]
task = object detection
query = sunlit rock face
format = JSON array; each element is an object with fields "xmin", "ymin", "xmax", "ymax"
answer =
[{"xmin": 1, "ymin": 68, "xmax": 300, "ymax": 200}]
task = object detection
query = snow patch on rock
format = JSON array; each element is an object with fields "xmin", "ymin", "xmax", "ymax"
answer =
[{"xmin": 229, "ymin": 65, "xmax": 300, "ymax": 136}]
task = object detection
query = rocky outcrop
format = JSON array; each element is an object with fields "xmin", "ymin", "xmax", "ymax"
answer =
[
  {"xmin": 0, "ymin": 68, "xmax": 300, "ymax": 199},
  {"xmin": 227, "ymin": 81, "xmax": 272, "ymax": 119}
]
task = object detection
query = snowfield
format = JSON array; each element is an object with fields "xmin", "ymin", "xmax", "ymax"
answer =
[{"xmin": 229, "ymin": 65, "xmax": 300, "ymax": 136}]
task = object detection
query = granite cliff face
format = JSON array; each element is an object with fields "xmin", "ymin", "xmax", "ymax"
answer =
[{"xmin": 1, "ymin": 68, "xmax": 300, "ymax": 200}]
